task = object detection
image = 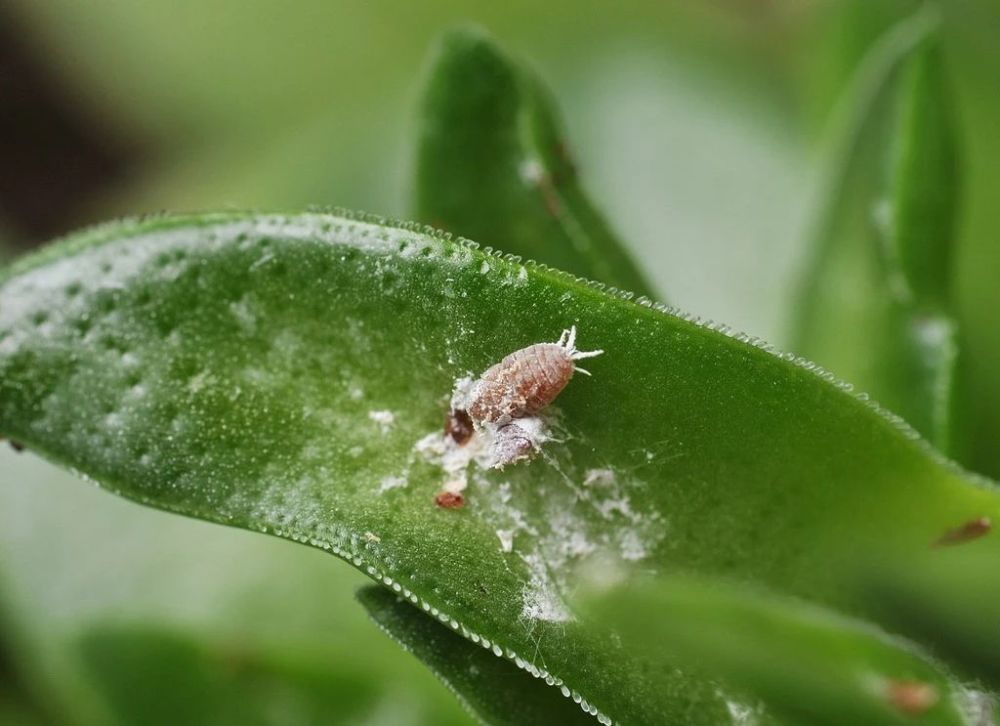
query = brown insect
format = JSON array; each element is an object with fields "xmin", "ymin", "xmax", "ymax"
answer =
[
  {"xmin": 443, "ymin": 408, "xmax": 474, "ymax": 446},
  {"xmin": 884, "ymin": 679, "xmax": 938, "ymax": 716},
  {"xmin": 491, "ymin": 421, "xmax": 539, "ymax": 468},
  {"xmin": 435, "ymin": 491, "xmax": 465, "ymax": 509},
  {"xmin": 466, "ymin": 326, "xmax": 602, "ymax": 425},
  {"xmin": 932, "ymin": 516, "xmax": 991, "ymax": 547}
]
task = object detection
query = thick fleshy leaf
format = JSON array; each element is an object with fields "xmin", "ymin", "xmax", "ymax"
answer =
[
  {"xmin": 413, "ymin": 28, "xmax": 654, "ymax": 298},
  {"xmin": 793, "ymin": 10, "xmax": 964, "ymax": 456},
  {"xmin": 358, "ymin": 585, "xmax": 592, "ymax": 726},
  {"xmin": 864, "ymin": 544, "xmax": 1000, "ymax": 691},
  {"xmin": 0, "ymin": 449, "xmax": 470, "ymax": 726},
  {"xmin": 3, "ymin": 211, "xmax": 1000, "ymax": 723},
  {"xmin": 586, "ymin": 576, "xmax": 972, "ymax": 726}
]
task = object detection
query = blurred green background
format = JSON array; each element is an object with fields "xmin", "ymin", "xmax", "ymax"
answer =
[{"xmin": 1, "ymin": 1, "xmax": 999, "ymax": 723}]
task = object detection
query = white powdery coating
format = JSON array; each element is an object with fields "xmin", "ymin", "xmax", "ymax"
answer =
[
  {"xmin": 718, "ymin": 690, "xmax": 761, "ymax": 726},
  {"xmin": 618, "ymin": 530, "xmax": 647, "ymax": 561},
  {"xmin": 496, "ymin": 529, "xmax": 515, "ymax": 553},
  {"xmin": 521, "ymin": 552, "xmax": 573, "ymax": 622},
  {"xmin": 378, "ymin": 475, "xmax": 408, "ymax": 493},
  {"xmin": 228, "ymin": 296, "xmax": 257, "ymax": 333},
  {"xmin": 519, "ymin": 157, "xmax": 545, "ymax": 185},
  {"xmin": 413, "ymin": 428, "xmax": 493, "ymax": 493},
  {"xmin": 412, "ymin": 369, "xmax": 667, "ymax": 626},
  {"xmin": 368, "ymin": 410, "xmax": 395, "ymax": 432},
  {"xmin": 955, "ymin": 685, "xmax": 996, "ymax": 726},
  {"xmin": 449, "ymin": 375, "xmax": 477, "ymax": 410},
  {"xmin": 583, "ymin": 468, "xmax": 616, "ymax": 487}
]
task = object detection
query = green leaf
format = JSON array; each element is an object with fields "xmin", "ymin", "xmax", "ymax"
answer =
[
  {"xmin": 0, "ymin": 619, "xmax": 49, "ymax": 726},
  {"xmin": 3, "ymin": 211, "xmax": 1000, "ymax": 723},
  {"xmin": 864, "ymin": 544, "xmax": 1000, "ymax": 690},
  {"xmin": 413, "ymin": 28, "xmax": 654, "ymax": 298},
  {"xmin": 75, "ymin": 624, "xmax": 413, "ymax": 726},
  {"xmin": 358, "ymin": 585, "xmax": 592, "ymax": 726},
  {"xmin": 0, "ymin": 449, "xmax": 470, "ymax": 726},
  {"xmin": 585, "ymin": 575, "xmax": 972, "ymax": 726},
  {"xmin": 793, "ymin": 10, "xmax": 964, "ymax": 456}
]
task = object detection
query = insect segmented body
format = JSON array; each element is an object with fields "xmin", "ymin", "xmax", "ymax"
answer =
[
  {"xmin": 491, "ymin": 420, "xmax": 543, "ymax": 468},
  {"xmin": 466, "ymin": 326, "xmax": 602, "ymax": 425}
]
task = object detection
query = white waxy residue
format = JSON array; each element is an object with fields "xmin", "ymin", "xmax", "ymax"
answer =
[
  {"xmin": 378, "ymin": 475, "xmax": 407, "ymax": 493},
  {"xmin": 496, "ymin": 529, "xmax": 515, "ymax": 553},
  {"xmin": 411, "ymin": 368, "xmax": 666, "ymax": 625},
  {"xmin": 368, "ymin": 409, "xmax": 395, "ymax": 433}
]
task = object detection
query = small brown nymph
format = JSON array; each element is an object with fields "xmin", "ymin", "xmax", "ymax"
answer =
[
  {"xmin": 443, "ymin": 408, "xmax": 475, "ymax": 446},
  {"xmin": 466, "ymin": 326, "xmax": 602, "ymax": 425}
]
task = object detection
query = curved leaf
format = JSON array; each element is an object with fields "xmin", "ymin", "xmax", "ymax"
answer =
[
  {"xmin": 413, "ymin": 28, "xmax": 654, "ymax": 298},
  {"xmin": 586, "ymin": 575, "xmax": 972, "ymax": 726},
  {"xmin": 2, "ymin": 211, "xmax": 999, "ymax": 723},
  {"xmin": 358, "ymin": 585, "xmax": 592, "ymax": 726},
  {"xmin": 0, "ymin": 449, "xmax": 469, "ymax": 726},
  {"xmin": 793, "ymin": 11, "xmax": 964, "ymax": 456},
  {"xmin": 864, "ymin": 544, "xmax": 1000, "ymax": 691}
]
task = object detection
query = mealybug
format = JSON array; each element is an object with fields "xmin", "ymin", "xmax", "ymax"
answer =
[{"xmin": 466, "ymin": 326, "xmax": 602, "ymax": 425}]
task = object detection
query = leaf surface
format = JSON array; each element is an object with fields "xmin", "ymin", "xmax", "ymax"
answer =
[
  {"xmin": 75, "ymin": 624, "xmax": 417, "ymax": 726},
  {"xmin": 2, "ymin": 211, "xmax": 999, "ymax": 723},
  {"xmin": 793, "ymin": 11, "xmax": 964, "ymax": 455},
  {"xmin": 413, "ymin": 29, "xmax": 653, "ymax": 298},
  {"xmin": 586, "ymin": 576, "xmax": 972, "ymax": 726},
  {"xmin": 358, "ymin": 585, "xmax": 592, "ymax": 726},
  {"xmin": 865, "ymin": 544, "xmax": 1000, "ymax": 692}
]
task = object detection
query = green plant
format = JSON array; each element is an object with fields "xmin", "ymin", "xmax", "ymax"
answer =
[{"xmin": 2, "ymin": 11, "xmax": 999, "ymax": 726}]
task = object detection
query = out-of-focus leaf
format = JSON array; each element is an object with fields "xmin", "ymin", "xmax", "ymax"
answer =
[
  {"xmin": 358, "ymin": 585, "xmax": 592, "ymax": 726},
  {"xmin": 0, "ymin": 606, "xmax": 50, "ymax": 726},
  {"xmin": 864, "ymin": 543, "xmax": 1000, "ymax": 692},
  {"xmin": 75, "ymin": 624, "xmax": 419, "ymax": 726},
  {"xmin": 793, "ymin": 10, "xmax": 964, "ymax": 456},
  {"xmin": 413, "ymin": 28, "xmax": 653, "ymax": 297},
  {"xmin": 0, "ymin": 449, "xmax": 471, "ymax": 726},
  {"xmin": 0, "ymin": 699, "xmax": 47, "ymax": 726},
  {"xmin": 3, "ymin": 211, "xmax": 1000, "ymax": 722},
  {"xmin": 586, "ymin": 576, "xmax": 972, "ymax": 726}
]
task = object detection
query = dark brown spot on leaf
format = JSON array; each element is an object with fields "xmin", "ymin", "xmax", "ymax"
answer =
[
  {"xmin": 435, "ymin": 491, "xmax": 465, "ymax": 509},
  {"xmin": 444, "ymin": 408, "xmax": 474, "ymax": 446},
  {"xmin": 933, "ymin": 516, "xmax": 991, "ymax": 547}
]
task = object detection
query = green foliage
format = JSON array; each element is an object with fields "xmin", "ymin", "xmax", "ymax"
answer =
[
  {"xmin": 2, "ymin": 207, "xmax": 999, "ymax": 722},
  {"xmin": 864, "ymin": 545, "xmax": 1000, "ymax": 690},
  {"xmin": 0, "ymin": 449, "xmax": 470, "ymax": 726},
  {"xmin": 76, "ymin": 626, "xmax": 392, "ymax": 726},
  {"xmin": 413, "ymin": 29, "xmax": 653, "ymax": 296},
  {"xmin": 3, "ymin": 8, "xmax": 1000, "ymax": 726},
  {"xmin": 586, "ymin": 576, "xmax": 970, "ymax": 725},
  {"xmin": 358, "ymin": 586, "xmax": 593, "ymax": 726},
  {"xmin": 794, "ymin": 9, "xmax": 964, "ymax": 456}
]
